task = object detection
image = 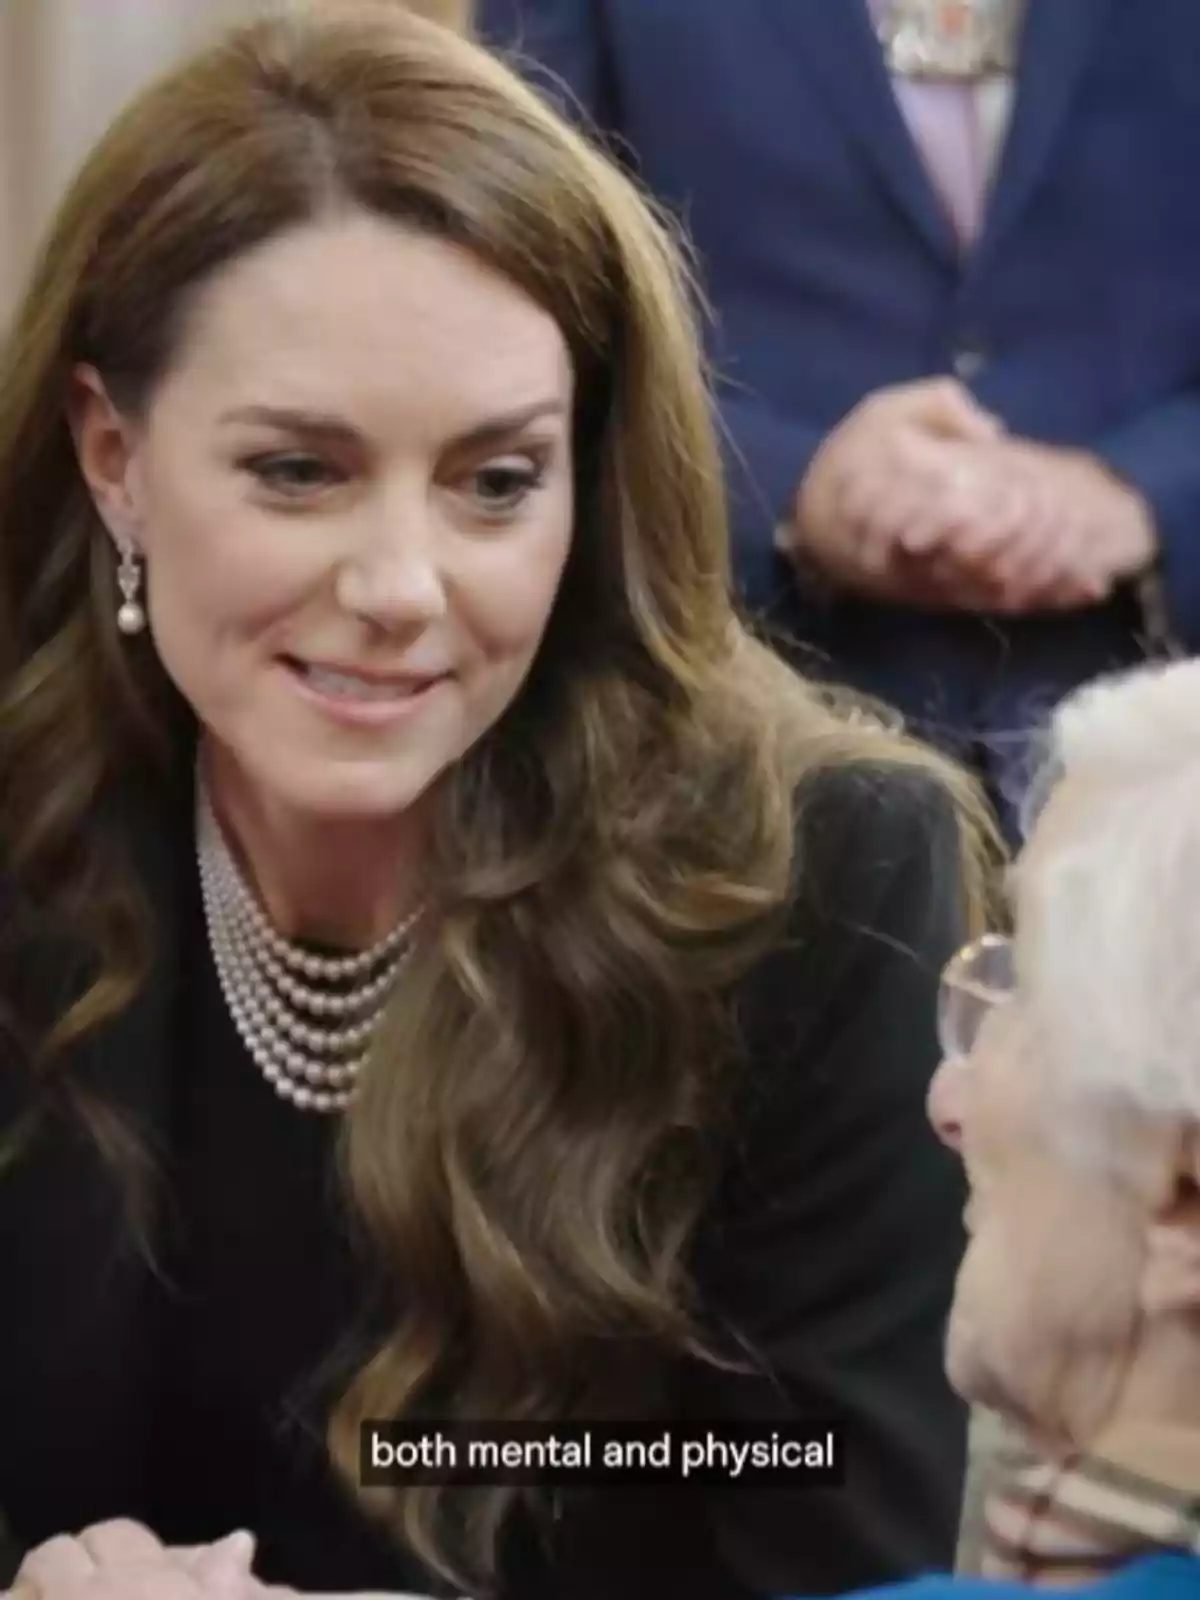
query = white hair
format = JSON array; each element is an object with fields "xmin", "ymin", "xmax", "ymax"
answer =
[{"xmin": 1019, "ymin": 658, "xmax": 1200, "ymax": 1173}]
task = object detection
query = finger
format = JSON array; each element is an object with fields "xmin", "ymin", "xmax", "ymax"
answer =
[
  {"xmin": 977, "ymin": 542, "xmax": 1048, "ymax": 601},
  {"xmin": 856, "ymin": 515, "xmax": 900, "ymax": 582},
  {"xmin": 855, "ymin": 466, "xmax": 934, "ymax": 555},
  {"xmin": 923, "ymin": 522, "xmax": 1011, "ymax": 587},
  {"xmin": 895, "ymin": 539, "xmax": 1008, "ymax": 610},
  {"xmin": 170, "ymin": 1529, "xmax": 254, "ymax": 1568},
  {"xmin": 996, "ymin": 515, "xmax": 1104, "ymax": 607},
  {"xmin": 941, "ymin": 468, "xmax": 1029, "ymax": 563},
  {"xmin": 994, "ymin": 473, "xmax": 1104, "ymax": 600},
  {"xmin": 925, "ymin": 551, "xmax": 1006, "ymax": 611},
  {"xmin": 890, "ymin": 474, "xmax": 960, "ymax": 555},
  {"xmin": 17, "ymin": 1533, "xmax": 97, "ymax": 1591},
  {"xmin": 975, "ymin": 482, "xmax": 1037, "ymax": 561},
  {"xmin": 973, "ymin": 492, "xmax": 1063, "ymax": 585},
  {"xmin": 894, "ymin": 509, "xmax": 953, "ymax": 556},
  {"xmin": 940, "ymin": 512, "xmax": 1014, "ymax": 564},
  {"xmin": 901, "ymin": 454, "xmax": 1012, "ymax": 562},
  {"xmin": 980, "ymin": 561, "xmax": 1061, "ymax": 613},
  {"xmin": 862, "ymin": 489, "xmax": 920, "ymax": 560},
  {"xmin": 78, "ymin": 1518, "xmax": 167, "ymax": 1571},
  {"xmin": 835, "ymin": 467, "xmax": 888, "ymax": 538},
  {"xmin": 990, "ymin": 550, "xmax": 1105, "ymax": 613},
  {"xmin": 1044, "ymin": 571, "xmax": 1113, "ymax": 610},
  {"xmin": 828, "ymin": 485, "xmax": 887, "ymax": 582},
  {"xmin": 187, "ymin": 1530, "xmax": 257, "ymax": 1587},
  {"xmin": 905, "ymin": 379, "xmax": 1004, "ymax": 443}
]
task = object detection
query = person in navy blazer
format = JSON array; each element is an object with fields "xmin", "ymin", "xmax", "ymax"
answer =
[{"xmin": 476, "ymin": 0, "xmax": 1200, "ymax": 833}]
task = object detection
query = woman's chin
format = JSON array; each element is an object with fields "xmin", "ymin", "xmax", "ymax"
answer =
[{"xmin": 247, "ymin": 757, "xmax": 446, "ymax": 826}]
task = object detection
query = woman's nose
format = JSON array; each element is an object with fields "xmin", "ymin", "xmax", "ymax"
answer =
[
  {"xmin": 335, "ymin": 505, "xmax": 448, "ymax": 629},
  {"xmin": 927, "ymin": 1055, "xmax": 967, "ymax": 1153}
]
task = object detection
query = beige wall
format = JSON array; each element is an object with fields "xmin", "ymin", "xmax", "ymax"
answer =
[
  {"xmin": 0, "ymin": 0, "xmax": 253, "ymax": 329},
  {"xmin": 0, "ymin": 0, "xmax": 474, "ymax": 332},
  {"xmin": 0, "ymin": 2, "xmax": 38, "ymax": 326}
]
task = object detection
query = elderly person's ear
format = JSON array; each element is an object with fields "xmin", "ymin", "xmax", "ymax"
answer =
[{"xmin": 1141, "ymin": 1129, "xmax": 1200, "ymax": 1316}]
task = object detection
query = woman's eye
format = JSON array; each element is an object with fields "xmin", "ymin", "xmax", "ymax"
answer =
[
  {"xmin": 242, "ymin": 453, "xmax": 342, "ymax": 495},
  {"xmin": 469, "ymin": 459, "xmax": 546, "ymax": 515}
]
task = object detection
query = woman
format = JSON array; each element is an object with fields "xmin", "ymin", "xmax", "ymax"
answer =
[{"xmin": 0, "ymin": 4, "xmax": 993, "ymax": 1597}]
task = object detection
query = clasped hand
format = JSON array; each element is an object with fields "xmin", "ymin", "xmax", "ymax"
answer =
[
  {"xmin": 4, "ymin": 1521, "xmax": 270, "ymax": 1600},
  {"xmin": 3, "ymin": 1518, "xmax": 433, "ymax": 1600},
  {"xmin": 779, "ymin": 378, "xmax": 1157, "ymax": 614}
]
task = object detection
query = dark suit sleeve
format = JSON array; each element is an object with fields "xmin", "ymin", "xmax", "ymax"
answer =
[
  {"xmin": 685, "ymin": 765, "xmax": 970, "ymax": 1595},
  {"xmin": 1094, "ymin": 391, "xmax": 1200, "ymax": 651},
  {"xmin": 474, "ymin": 0, "xmax": 617, "ymax": 126},
  {"xmin": 0, "ymin": 1513, "xmax": 22, "ymax": 1588},
  {"xmin": 474, "ymin": 0, "xmax": 826, "ymax": 625}
]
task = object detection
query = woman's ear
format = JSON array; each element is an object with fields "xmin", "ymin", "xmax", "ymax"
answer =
[
  {"xmin": 1140, "ymin": 1129, "xmax": 1200, "ymax": 1316},
  {"xmin": 67, "ymin": 364, "xmax": 144, "ymax": 551}
]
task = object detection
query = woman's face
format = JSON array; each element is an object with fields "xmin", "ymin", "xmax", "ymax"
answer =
[{"xmin": 75, "ymin": 211, "xmax": 575, "ymax": 824}]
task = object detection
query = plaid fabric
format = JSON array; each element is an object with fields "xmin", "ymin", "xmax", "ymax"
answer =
[{"xmin": 980, "ymin": 1430, "xmax": 1200, "ymax": 1586}]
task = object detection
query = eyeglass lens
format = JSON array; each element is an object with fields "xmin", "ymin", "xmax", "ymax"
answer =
[{"xmin": 937, "ymin": 937, "xmax": 1014, "ymax": 1060}]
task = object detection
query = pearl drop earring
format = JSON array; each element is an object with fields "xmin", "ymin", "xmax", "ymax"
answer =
[{"xmin": 116, "ymin": 541, "xmax": 146, "ymax": 635}]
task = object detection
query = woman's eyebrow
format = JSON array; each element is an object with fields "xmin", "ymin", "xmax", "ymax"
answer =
[{"xmin": 217, "ymin": 398, "xmax": 567, "ymax": 449}]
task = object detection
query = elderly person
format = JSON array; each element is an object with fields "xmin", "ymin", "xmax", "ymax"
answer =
[{"xmin": 891, "ymin": 655, "xmax": 1200, "ymax": 1600}]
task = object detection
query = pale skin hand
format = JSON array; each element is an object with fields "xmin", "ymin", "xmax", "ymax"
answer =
[
  {"xmin": 897, "ymin": 437, "xmax": 1158, "ymax": 613},
  {"xmin": 6, "ymin": 1521, "xmax": 259, "ymax": 1600},
  {"xmin": 782, "ymin": 378, "xmax": 1158, "ymax": 614},
  {"xmin": 782, "ymin": 378, "xmax": 1008, "ymax": 609},
  {"xmin": 4, "ymin": 1521, "xmax": 438, "ymax": 1600}
]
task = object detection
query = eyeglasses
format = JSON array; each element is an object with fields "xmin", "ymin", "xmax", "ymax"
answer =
[{"xmin": 937, "ymin": 933, "xmax": 1015, "ymax": 1062}]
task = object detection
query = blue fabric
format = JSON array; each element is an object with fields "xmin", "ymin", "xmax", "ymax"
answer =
[
  {"xmin": 807, "ymin": 1553, "xmax": 1200, "ymax": 1600},
  {"xmin": 477, "ymin": 0, "xmax": 1200, "ymax": 823}
]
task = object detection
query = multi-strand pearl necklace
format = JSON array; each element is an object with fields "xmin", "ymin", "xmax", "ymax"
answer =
[{"xmin": 196, "ymin": 780, "xmax": 421, "ymax": 1114}]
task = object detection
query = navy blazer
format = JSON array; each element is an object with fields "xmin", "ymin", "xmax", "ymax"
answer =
[{"xmin": 477, "ymin": 0, "xmax": 1200, "ymax": 737}]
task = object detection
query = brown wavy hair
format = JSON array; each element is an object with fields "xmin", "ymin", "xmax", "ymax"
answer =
[{"xmin": 0, "ymin": 2, "xmax": 998, "ymax": 1587}]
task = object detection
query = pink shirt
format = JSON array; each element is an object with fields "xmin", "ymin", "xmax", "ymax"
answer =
[{"xmin": 864, "ymin": 0, "xmax": 1016, "ymax": 245}]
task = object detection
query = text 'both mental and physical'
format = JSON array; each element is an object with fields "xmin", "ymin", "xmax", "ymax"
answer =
[{"xmin": 361, "ymin": 1420, "xmax": 845, "ymax": 1487}]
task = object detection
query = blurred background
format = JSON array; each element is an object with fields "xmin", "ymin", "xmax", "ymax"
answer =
[
  {"xmin": 0, "ymin": 0, "xmax": 469, "ymax": 328},
  {"xmin": 0, "ymin": 0, "xmax": 254, "ymax": 324}
]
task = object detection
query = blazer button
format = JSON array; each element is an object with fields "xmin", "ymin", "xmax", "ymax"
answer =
[{"xmin": 952, "ymin": 342, "xmax": 989, "ymax": 380}]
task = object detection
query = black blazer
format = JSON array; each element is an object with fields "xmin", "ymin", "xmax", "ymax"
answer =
[{"xmin": 0, "ymin": 761, "xmax": 969, "ymax": 1599}]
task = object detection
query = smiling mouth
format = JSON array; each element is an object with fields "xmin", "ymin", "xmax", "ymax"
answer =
[{"xmin": 283, "ymin": 657, "xmax": 445, "ymax": 702}]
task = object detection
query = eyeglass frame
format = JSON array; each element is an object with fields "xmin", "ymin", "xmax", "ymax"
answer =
[{"xmin": 937, "ymin": 932, "xmax": 1016, "ymax": 1063}]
